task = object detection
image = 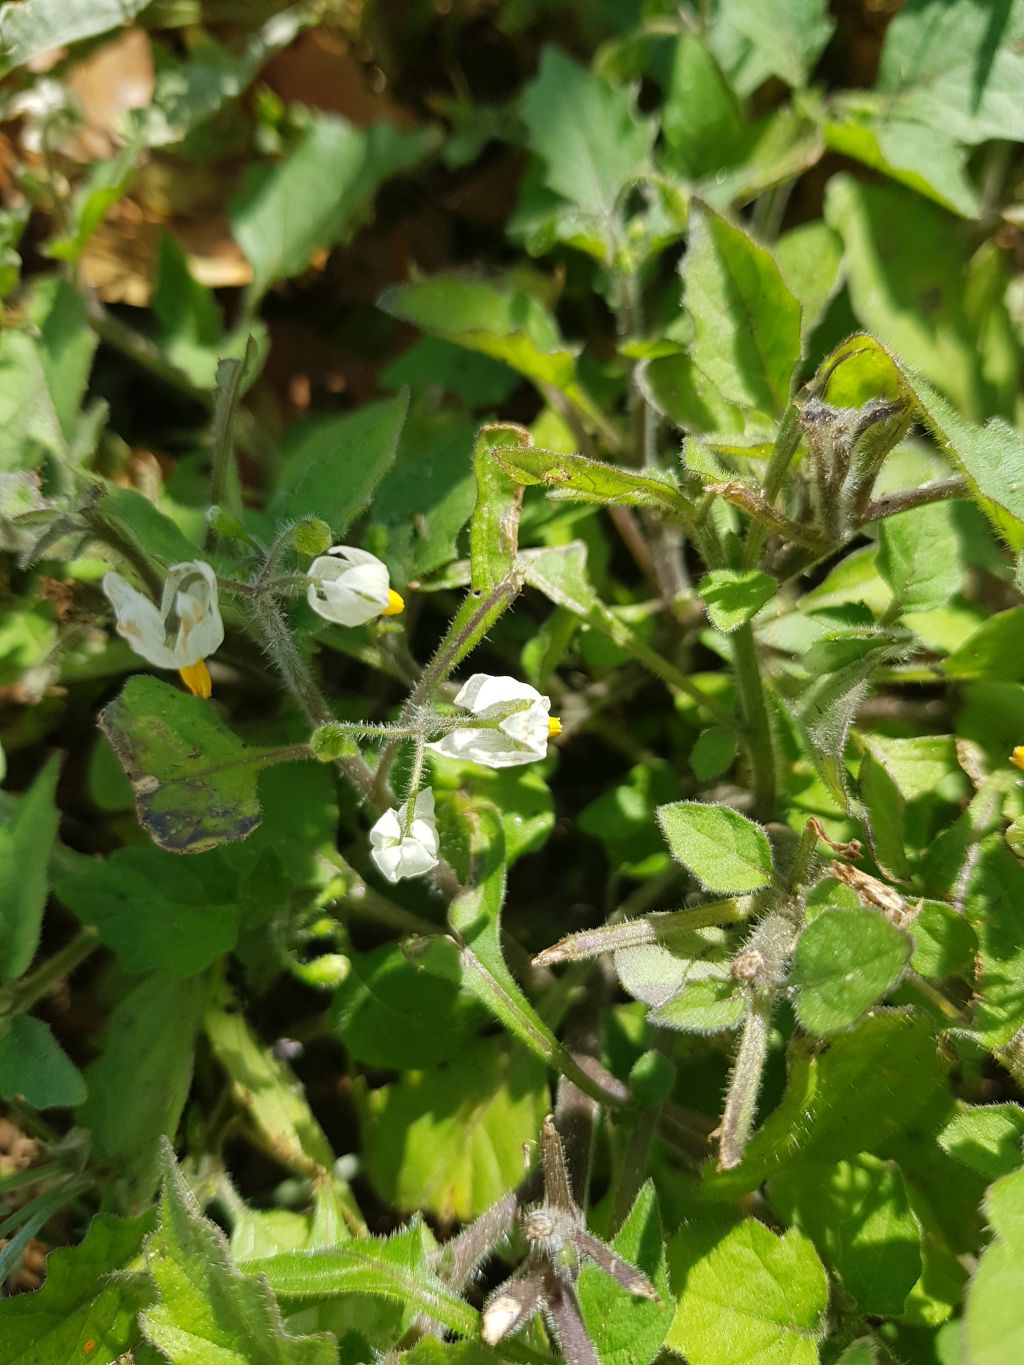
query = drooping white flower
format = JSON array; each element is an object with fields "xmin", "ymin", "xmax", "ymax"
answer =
[
  {"xmin": 369, "ymin": 789, "xmax": 439, "ymax": 883},
  {"xmin": 427, "ymin": 674, "xmax": 561, "ymax": 770},
  {"xmin": 102, "ymin": 560, "xmax": 224, "ymax": 698},
  {"xmin": 307, "ymin": 545, "xmax": 404, "ymax": 627}
]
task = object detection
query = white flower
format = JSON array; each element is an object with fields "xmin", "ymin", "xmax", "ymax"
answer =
[
  {"xmin": 307, "ymin": 545, "xmax": 404, "ymax": 627},
  {"xmin": 369, "ymin": 789, "xmax": 439, "ymax": 883},
  {"xmin": 427, "ymin": 674, "xmax": 560, "ymax": 770},
  {"xmin": 102, "ymin": 560, "xmax": 224, "ymax": 697}
]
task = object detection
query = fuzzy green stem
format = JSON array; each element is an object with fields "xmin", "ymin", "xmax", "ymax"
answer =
[
  {"xmin": 717, "ymin": 990, "xmax": 773, "ymax": 1170},
  {"xmin": 206, "ymin": 347, "xmax": 251, "ymax": 543},
  {"xmin": 5, "ymin": 929, "xmax": 99, "ymax": 1017},
  {"xmin": 742, "ymin": 404, "xmax": 802, "ymax": 569},
  {"xmin": 732, "ymin": 622, "xmax": 776, "ymax": 821}
]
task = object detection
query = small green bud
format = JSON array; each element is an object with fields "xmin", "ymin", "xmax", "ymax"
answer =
[
  {"xmin": 310, "ymin": 722, "xmax": 358, "ymax": 761},
  {"xmin": 290, "ymin": 517, "xmax": 332, "ymax": 557},
  {"xmin": 628, "ymin": 1049, "xmax": 676, "ymax": 1108},
  {"xmin": 206, "ymin": 504, "xmax": 248, "ymax": 541},
  {"xmin": 293, "ymin": 953, "xmax": 350, "ymax": 989}
]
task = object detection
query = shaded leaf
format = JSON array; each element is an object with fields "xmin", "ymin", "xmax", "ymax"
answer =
[
  {"xmin": 0, "ymin": 1014, "xmax": 86, "ymax": 1110},
  {"xmin": 0, "ymin": 754, "xmax": 60, "ymax": 984},
  {"xmin": 578, "ymin": 1182, "xmax": 671, "ymax": 1365}
]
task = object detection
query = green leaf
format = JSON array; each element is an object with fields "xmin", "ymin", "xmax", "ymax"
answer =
[
  {"xmin": 681, "ymin": 203, "xmax": 802, "ymax": 418},
  {"xmin": 897, "ymin": 370, "xmax": 1024, "ymax": 549},
  {"xmin": 877, "ymin": 0, "xmax": 1024, "ymax": 145},
  {"xmin": 939, "ymin": 1105, "xmax": 1024, "ymax": 1181},
  {"xmin": 823, "ymin": 106, "xmax": 977, "ymax": 217},
  {"xmin": 519, "ymin": 46, "xmax": 654, "ymax": 226},
  {"xmin": 708, "ymin": 1011, "xmax": 946, "ymax": 1195},
  {"xmin": 232, "ymin": 116, "xmax": 437, "ymax": 295},
  {"xmin": 271, "ymin": 392, "xmax": 409, "ymax": 533},
  {"xmin": 662, "ymin": 32, "xmax": 747, "ymax": 181},
  {"xmin": 775, "ymin": 222, "xmax": 844, "ymax": 331},
  {"xmin": 656, "ymin": 801, "xmax": 773, "ymax": 894},
  {"xmin": 699, "ymin": 569, "xmax": 777, "ymax": 633},
  {"xmin": 470, "ymin": 424, "xmax": 525, "ymax": 594},
  {"xmin": 140, "ymin": 1142, "xmax": 337, "ymax": 1364},
  {"xmin": 769, "ymin": 1153, "xmax": 922, "ymax": 1316},
  {"xmin": 78, "ymin": 972, "xmax": 205, "ymax": 1206},
  {"xmin": 667, "ymin": 1217, "xmax": 828, "ymax": 1365},
  {"xmin": 57, "ymin": 848, "xmax": 240, "ymax": 975},
  {"xmin": 964, "ymin": 1165, "xmax": 1024, "ymax": 1365},
  {"xmin": 650, "ymin": 977, "xmax": 747, "ymax": 1034},
  {"xmin": 965, "ymin": 838, "xmax": 1024, "ymax": 1047},
  {"xmin": 0, "ymin": 1211, "xmax": 153, "ymax": 1365},
  {"xmin": 243, "ymin": 1221, "xmax": 479, "ymax": 1339},
  {"xmin": 99, "ymin": 677, "xmax": 283, "ymax": 854},
  {"xmin": 95, "ymin": 485, "xmax": 203, "ymax": 568},
  {"xmin": 0, "ymin": 755, "xmax": 59, "ymax": 983},
  {"xmin": 858, "ymin": 751, "xmax": 911, "ymax": 881},
  {"xmin": 378, "ymin": 274, "xmax": 606, "ymax": 432},
  {"xmin": 715, "ymin": 0, "xmax": 834, "ymax": 90},
  {"xmin": 205, "ymin": 1000, "xmax": 335, "ymax": 1179},
  {"xmin": 690, "ymin": 727, "xmax": 739, "ymax": 782},
  {"xmin": 879, "ymin": 501, "xmax": 964, "ymax": 614},
  {"xmin": 792, "ymin": 908, "xmax": 912, "ymax": 1035},
  {"xmin": 332, "ymin": 938, "xmax": 484, "ymax": 1070},
  {"xmin": 494, "ymin": 442, "xmax": 692, "ymax": 524},
  {"xmin": 577, "ymin": 1182, "xmax": 671, "ymax": 1365},
  {"xmin": 909, "ymin": 899, "xmax": 977, "ymax": 981},
  {"xmin": 361, "ymin": 1035, "xmax": 548, "ymax": 1221},
  {"xmin": 0, "ymin": 1014, "xmax": 85, "ymax": 1110},
  {"xmin": 944, "ymin": 607, "xmax": 1024, "ymax": 681},
  {"xmin": 0, "ymin": 0, "xmax": 154, "ymax": 73}
]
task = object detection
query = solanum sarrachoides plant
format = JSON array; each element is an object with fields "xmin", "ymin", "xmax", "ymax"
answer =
[{"xmin": 0, "ymin": 2, "xmax": 1023, "ymax": 1364}]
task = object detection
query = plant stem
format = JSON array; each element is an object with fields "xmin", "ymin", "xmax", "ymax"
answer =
[
  {"xmin": 6, "ymin": 929, "xmax": 99, "ymax": 1016},
  {"xmin": 732, "ymin": 622, "xmax": 776, "ymax": 821},
  {"xmin": 859, "ymin": 477, "xmax": 968, "ymax": 525},
  {"xmin": 717, "ymin": 990, "xmax": 773, "ymax": 1170},
  {"xmin": 206, "ymin": 347, "xmax": 253, "ymax": 545}
]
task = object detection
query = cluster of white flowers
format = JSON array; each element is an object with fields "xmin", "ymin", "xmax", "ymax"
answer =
[
  {"xmin": 102, "ymin": 546, "xmax": 560, "ymax": 887},
  {"xmin": 369, "ymin": 674, "xmax": 561, "ymax": 884},
  {"xmin": 102, "ymin": 544, "xmax": 403, "ymax": 696}
]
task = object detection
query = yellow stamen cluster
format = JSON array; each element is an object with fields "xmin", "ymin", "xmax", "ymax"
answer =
[
  {"xmin": 179, "ymin": 660, "xmax": 213, "ymax": 698},
  {"xmin": 548, "ymin": 716, "xmax": 563, "ymax": 739},
  {"xmin": 382, "ymin": 588, "xmax": 405, "ymax": 617},
  {"xmin": 1011, "ymin": 746, "xmax": 1024, "ymax": 772}
]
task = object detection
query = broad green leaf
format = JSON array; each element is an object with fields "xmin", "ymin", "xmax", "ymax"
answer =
[
  {"xmin": 378, "ymin": 274, "xmax": 607, "ymax": 433},
  {"xmin": 368, "ymin": 411, "xmax": 475, "ymax": 583},
  {"xmin": 205, "ymin": 1001, "xmax": 335, "ymax": 1179},
  {"xmin": 879, "ymin": 501, "xmax": 964, "ymax": 614},
  {"xmin": 57, "ymin": 848, "xmax": 240, "ymax": 975},
  {"xmin": 964, "ymin": 1165, "xmax": 1024, "ymax": 1365},
  {"xmin": 667, "ymin": 1217, "xmax": 828, "ymax": 1365},
  {"xmin": 823, "ymin": 106, "xmax": 977, "ymax": 217},
  {"xmin": 662, "ymin": 32, "xmax": 746, "ymax": 181},
  {"xmin": 965, "ymin": 839, "xmax": 1024, "ymax": 1046},
  {"xmin": 857, "ymin": 733, "xmax": 961, "ymax": 803},
  {"xmin": 909, "ymin": 899, "xmax": 977, "ymax": 981},
  {"xmin": 657, "ymin": 801, "xmax": 773, "ymax": 894},
  {"xmin": 690, "ymin": 727, "xmax": 739, "ymax": 782},
  {"xmin": 939, "ymin": 1105, "xmax": 1024, "ymax": 1181},
  {"xmin": 775, "ymin": 221, "xmax": 843, "ymax": 330},
  {"xmin": 140, "ymin": 1143, "xmax": 336, "ymax": 1364},
  {"xmin": 99, "ymin": 677, "xmax": 283, "ymax": 854},
  {"xmin": 698, "ymin": 569, "xmax": 777, "ymax": 633},
  {"xmin": 332, "ymin": 938, "xmax": 484, "ymax": 1070},
  {"xmin": 577, "ymin": 1182, "xmax": 671, "ymax": 1365},
  {"xmin": 272, "ymin": 392, "xmax": 409, "ymax": 532},
  {"xmin": 519, "ymin": 46, "xmax": 654, "ymax": 226},
  {"xmin": 944, "ymin": 607, "xmax": 1024, "ymax": 681},
  {"xmin": 26, "ymin": 277, "xmax": 97, "ymax": 449},
  {"xmin": 0, "ymin": 754, "xmax": 59, "ymax": 983},
  {"xmin": 650, "ymin": 976, "xmax": 747, "ymax": 1034},
  {"xmin": 877, "ymin": 0, "xmax": 1024, "ymax": 145},
  {"xmin": 898, "ymin": 370, "xmax": 1024, "ymax": 549},
  {"xmin": 78, "ymin": 972, "xmax": 205, "ymax": 1206},
  {"xmin": 825, "ymin": 178, "xmax": 1016, "ymax": 421},
  {"xmin": 470, "ymin": 424, "xmax": 525, "ymax": 594},
  {"xmin": 578, "ymin": 761, "xmax": 681, "ymax": 879},
  {"xmin": 361, "ymin": 1036, "xmax": 548, "ymax": 1221},
  {"xmin": 791, "ymin": 908, "xmax": 912, "ymax": 1034},
  {"xmin": 243, "ymin": 1221, "xmax": 479, "ymax": 1339},
  {"xmin": 0, "ymin": 1211, "xmax": 153, "ymax": 1365},
  {"xmin": 0, "ymin": 1014, "xmax": 85, "ymax": 1110},
  {"xmin": 95, "ymin": 485, "xmax": 203, "ymax": 568},
  {"xmin": 715, "ymin": 0, "xmax": 834, "ymax": 90},
  {"xmin": 858, "ymin": 751, "xmax": 911, "ymax": 881},
  {"xmin": 708, "ymin": 1011, "xmax": 946, "ymax": 1196},
  {"xmin": 0, "ymin": 0, "xmax": 154, "ymax": 73},
  {"xmin": 681, "ymin": 203, "xmax": 802, "ymax": 418},
  {"xmin": 232, "ymin": 115, "xmax": 437, "ymax": 295},
  {"xmin": 769, "ymin": 1153, "xmax": 922, "ymax": 1316}
]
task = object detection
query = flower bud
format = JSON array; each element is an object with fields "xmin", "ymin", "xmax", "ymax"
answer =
[{"xmin": 290, "ymin": 517, "xmax": 333, "ymax": 558}]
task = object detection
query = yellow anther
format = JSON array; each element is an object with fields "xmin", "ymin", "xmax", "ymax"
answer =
[
  {"xmin": 548, "ymin": 716, "xmax": 563, "ymax": 739},
  {"xmin": 1012, "ymin": 746, "xmax": 1024, "ymax": 772},
  {"xmin": 179, "ymin": 660, "xmax": 212, "ymax": 698},
  {"xmin": 382, "ymin": 588, "xmax": 405, "ymax": 617}
]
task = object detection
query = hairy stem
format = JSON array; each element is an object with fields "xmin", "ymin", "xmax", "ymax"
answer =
[{"xmin": 732, "ymin": 622, "xmax": 777, "ymax": 821}]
